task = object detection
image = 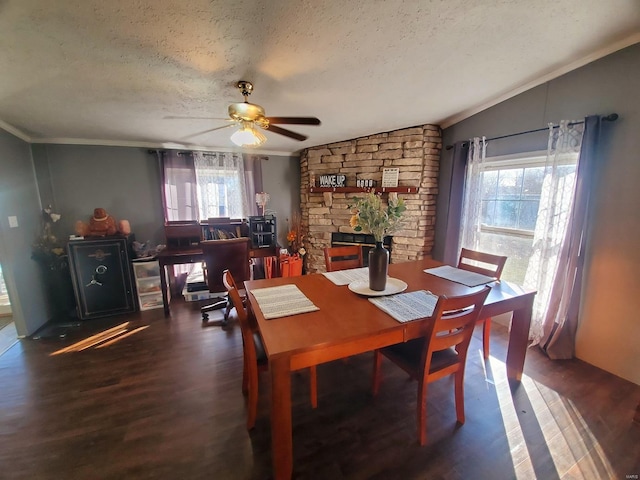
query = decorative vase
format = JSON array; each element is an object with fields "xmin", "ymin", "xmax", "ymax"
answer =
[{"xmin": 369, "ymin": 241, "xmax": 389, "ymax": 291}]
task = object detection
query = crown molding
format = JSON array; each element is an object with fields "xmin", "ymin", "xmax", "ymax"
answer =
[
  {"xmin": 0, "ymin": 120, "xmax": 31, "ymax": 142},
  {"xmin": 4, "ymin": 134, "xmax": 298, "ymax": 157}
]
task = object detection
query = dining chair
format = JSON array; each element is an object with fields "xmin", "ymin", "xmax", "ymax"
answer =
[
  {"xmin": 223, "ymin": 270, "xmax": 318, "ymax": 430},
  {"xmin": 372, "ymin": 287, "xmax": 491, "ymax": 446},
  {"xmin": 457, "ymin": 248, "xmax": 507, "ymax": 359},
  {"xmin": 200, "ymin": 237, "xmax": 251, "ymax": 326},
  {"xmin": 323, "ymin": 245, "xmax": 364, "ymax": 272},
  {"xmin": 323, "ymin": 244, "xmax": 365, "ymax": 364}
]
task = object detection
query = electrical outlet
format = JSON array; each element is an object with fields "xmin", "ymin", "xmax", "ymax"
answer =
[{"xmin": 8, "ymin": 216, "xmax": 18, "ymax": 228}]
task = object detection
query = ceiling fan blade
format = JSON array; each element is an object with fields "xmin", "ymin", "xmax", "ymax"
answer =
[
  {"xmin": 165, "ymin": 115, "xmax": 231, "ymax": 121},
  {"xmin": 266, "ymin": 124, "xmax": 308, "ymax": 141},
  {"xmin": 182, "ymin": 123, "xmax": 235, "ymax": 140},
  {"xmin": 267, "ymin": 116, "xmax": 321, "ymax": 125}
]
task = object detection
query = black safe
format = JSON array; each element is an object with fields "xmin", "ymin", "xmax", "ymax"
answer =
[{"xmin": 67, "ymin": 237, "xmax": 136, "ymax": 320}]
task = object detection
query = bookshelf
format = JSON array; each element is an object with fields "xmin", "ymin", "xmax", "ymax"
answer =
[{"xmin": 249, "ymin": 215, "xmax": 277, "ymax": 249}]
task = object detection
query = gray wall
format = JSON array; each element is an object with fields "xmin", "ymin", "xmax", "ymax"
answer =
[
  {"xmin": 34, "ymin": 145, "xmax": 299, "ymax": 248},
  {"xmin": 32, "ymin": 145, "xmax": 165, "ymax": 246},
  {"xmin": 436, "ymin": 43, "xmax": 640, "ymax": 384},
  {"xmin": 34, "ymin": 145, "xmax": 300, "ymax": 249},
  {"xmin": 2, "ymin": 142, "xmax": 298, "ymax": 335},
  {"xmin": 0, "ymin": 130, "xmax": 50, "ymax": 336},
  {"xmin": 261, "ymin": 154, "xmax": 301, "ymax": 247}
]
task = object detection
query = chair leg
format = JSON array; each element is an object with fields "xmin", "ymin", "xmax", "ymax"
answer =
[
  {"xmin": 309, "ymin": 366, "xmax": 318, "ymax": 409},
  {"xmin": 246, "ymin": 367, "xmax": 259, "ymax": 430},
  {"xmin": 222, "ymin": 297, "xmax": 232, "ymax": 325},
  {"xmin": 417, "ymin": 379, "xmax": 428, "ymax": 446},
  {"xmin": 482, "ymin": 318, "xmax": 491, "ymax": 359},
  {"xmin": 241, "ymin": 356, "xmax": 248, "ymax": 396},
  {"xmin": 372, "ymin": 350, "xmax": 383, "ymax": 396},
  {"xmin": 201, "ymin": 298, "xmax": 227, "ymax": 324},
  {"xmin": 454, "ymin": 370, "xmax": 465, "ymax": 425}
]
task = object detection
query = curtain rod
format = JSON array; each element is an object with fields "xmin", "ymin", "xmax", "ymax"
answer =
[
  {"xmin": 444, "ymin": 113, "xmax": 618, "ymax": 150},
  {"xmin": 148, "ymin": 149, "xmax": 268, "ymax": 160},
  {"xmin": 146, "ymin": 150, "xmax": 223, "ymax": 156},
  {"xmin": 176, "ymin": 152, "xmax": 222, "ymax": 157},
  {"xmin": 147, "ymin": 149, "xmax": 191, "ymax": 155}
]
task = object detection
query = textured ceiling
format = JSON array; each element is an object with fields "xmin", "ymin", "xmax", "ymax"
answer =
[{"xmin": 0, "ymin": 0, "xmax": 639, "ymax": 155}]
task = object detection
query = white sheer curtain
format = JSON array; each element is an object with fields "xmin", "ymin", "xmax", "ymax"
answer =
[
  {"xmin": 458, "ymin": 127, "xmax": 583, "ymax": 345},
  {"xmin": 458, "ymin": 136, "xmax": 487, "ymax": 254},
  {"xmin": 193, "ymin": 152, "xmax": 248, "ymax": 219},
  {"xmin": 526, "ymin": 120, "xmax": 584, "ymax": 349},
  {"xmin": 160, "ymin": 150, "xmax": 198, "ymax": 222}
]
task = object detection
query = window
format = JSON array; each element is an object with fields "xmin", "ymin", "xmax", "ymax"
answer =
[
  {"xmin": 473, "ymin": 151, "xmax": 578, "ymax": 284},
  {"xmin": 193, "ymin": 152, "xmax": 248, "ymax": 220},
  {"xmin": 196, "ymin": 166, "xmax": 246, "ymax": 219},
  {"xmin": 161, "ymin": 151, "xmax": 261, "ymax": 224}
]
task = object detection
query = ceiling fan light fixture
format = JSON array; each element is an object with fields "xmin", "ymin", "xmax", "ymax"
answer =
[{"xmin": 230, "ymin": 121, "xmax": 266, "ymax": 147}]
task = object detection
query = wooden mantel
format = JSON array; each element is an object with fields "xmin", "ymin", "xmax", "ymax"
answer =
[{"xmin": 308, "ymin": 186, "xmax": 418, "ymax": 194}]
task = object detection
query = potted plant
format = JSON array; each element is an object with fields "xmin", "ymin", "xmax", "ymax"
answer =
[
  {"xmin": 348, "ymin": 193, "xmax": 406, "ymax": 290},
  {"xmin": 31, "ymin": 206, "xmax": 76, "ymax": 319}
]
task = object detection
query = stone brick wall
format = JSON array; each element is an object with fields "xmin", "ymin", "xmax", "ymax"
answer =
[{"xmin": 299, "ymin": 125, "xmax": 441, "ymax": 273}]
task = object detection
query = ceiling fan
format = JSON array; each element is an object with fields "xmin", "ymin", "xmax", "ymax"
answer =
[{"xmin": 184, "ymin": 81, "xmax": 321, "ymax": 147}]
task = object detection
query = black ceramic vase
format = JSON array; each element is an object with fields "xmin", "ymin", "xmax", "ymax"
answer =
[{"xmin": 368, "ymin": 242, "xmax": 389, "ymax": 291}]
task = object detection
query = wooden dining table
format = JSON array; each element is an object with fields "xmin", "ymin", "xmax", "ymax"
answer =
[{"xmin": 244, "ymin": 257, "xmax": 536, "ymax": 480}]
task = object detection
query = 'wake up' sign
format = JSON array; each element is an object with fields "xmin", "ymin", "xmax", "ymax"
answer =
[{"xmin": 318, "ymin": 174, "xmax": 346, "ymax": 188}]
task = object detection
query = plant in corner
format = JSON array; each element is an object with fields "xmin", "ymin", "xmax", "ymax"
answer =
[
  {"xmin": 31, "ymin": 205, "xmax": 65, "ymax": 269},
  {"xmin": 348, "ymin": 193, "xmax": 406, "ymax": 291},
  {"xmin": 31, "ymin": 205, "xmax": 76, "ymax": 320}
]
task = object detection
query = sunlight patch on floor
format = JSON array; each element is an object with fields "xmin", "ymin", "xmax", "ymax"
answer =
[
  {"xmin": 490, "ymin": 355, "xmax": 536, "ymax": 478},
  {"xmin": 0, "ymin": 321, "xmax": 18, "ymax": 356},
  {"xmin": 489, "ymin": 355, "xmax": 615, "ymax": 479},
  {"xmin": 50, "ymin": 322, "xmax": 149, "ymax": 355}
]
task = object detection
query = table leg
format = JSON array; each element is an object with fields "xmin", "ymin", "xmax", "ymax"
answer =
[
  {"xmin": 159, "ymin": 261, "xmax": 170, "ymax": 316},
  {"xmin": 506, "ymin": 298, "xmax": 534, "ymax": 383},
  {"xmin": 270, "ymin": 355, "xmax": 293, "ymax": 480}
]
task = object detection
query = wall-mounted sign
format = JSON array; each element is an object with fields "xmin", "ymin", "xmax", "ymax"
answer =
[
  {"xmin": 381, "ymin": 168, "xmax": 399, "ymax": 187},
  {"xmin": 319, "ymin": 173, "xmax": 347, "ymax": 188}
]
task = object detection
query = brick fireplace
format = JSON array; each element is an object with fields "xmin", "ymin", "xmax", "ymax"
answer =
[{"xmin": 299, "ymin": 124, "xmax": 442, "ymax": 273}]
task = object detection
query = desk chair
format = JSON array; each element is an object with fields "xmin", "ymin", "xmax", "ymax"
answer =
[
  {"xmin": 457, "ymin": 248, "xmax": 507, "ymax": 359},
  {"xmin": 223, "ymin": 270, "xmax": 317, "ymax": 429},
  {"xmin": 323, "ymin": 245, "xmax": 364, "ymax": 272},
  {"xmin": 200, "ymin": 237, "xmax": 251, "ymax": 326},
  {"xmin": 372, "ymin": 287, "xmax": 491, "ymax": 445}
]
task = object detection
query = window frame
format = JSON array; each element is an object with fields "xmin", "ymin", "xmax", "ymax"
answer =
[{"xmin": 477, "ymin": 150, "xmax": 578, "ymax": 236}]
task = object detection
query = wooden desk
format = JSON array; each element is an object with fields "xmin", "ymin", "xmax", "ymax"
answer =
[
  {"xmin": 158, "ymin": 245, "xmax": 279, "ymax": 315},
  {"xmin": 244, "ymin": 258, "xmax": 536, "ymax": 480}
]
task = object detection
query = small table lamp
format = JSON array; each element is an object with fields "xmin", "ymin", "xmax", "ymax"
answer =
[{"xmin": 256, "ymin": 192, "xmax": 270, "ymax": 216}]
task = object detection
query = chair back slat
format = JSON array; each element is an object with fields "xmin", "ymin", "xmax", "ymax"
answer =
[
  {"xmin": 423, "ymin": 287, "xmax": 491, "ymax": 363},
  {"xmin": 430, "ymin": 328, "xmax": 468, "ymax": 352},
  {"xmin": 458, "ymin": 248, "xmax": 507, "ymax": 279},
  {"xmin": 324, "ymin": 245, "xmax": 364, "ymax": 272}
]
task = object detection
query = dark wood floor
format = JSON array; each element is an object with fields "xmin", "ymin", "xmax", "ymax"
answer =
[{"xmin": 1, "ymin": 300, "xmax": 638, "ymax": 480}]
